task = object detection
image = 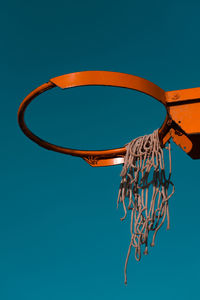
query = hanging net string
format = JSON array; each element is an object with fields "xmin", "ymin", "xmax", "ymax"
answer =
[{"xmin": 117, "ymin": 129, "xmax": 174, "ymax": 285}]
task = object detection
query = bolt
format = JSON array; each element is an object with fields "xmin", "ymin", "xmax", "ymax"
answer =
[
  {"xmin": 167, "ymin": 119, "xmax": 172, "ymax": 126},
  {"xmin": 172, "ymin": 93, "xmax": 180, "ymax": 100}
]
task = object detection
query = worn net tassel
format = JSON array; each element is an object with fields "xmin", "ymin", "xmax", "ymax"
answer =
[{"xmin": 117, "ymin": 129, "xmax": 174, "ymax": 285}]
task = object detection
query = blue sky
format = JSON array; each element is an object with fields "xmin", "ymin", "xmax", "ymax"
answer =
[{"xmin": 1, "ymin": 1, "xmax": 200, "ymax": 299}]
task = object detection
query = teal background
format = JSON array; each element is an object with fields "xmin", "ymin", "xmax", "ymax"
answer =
[{"xmin": 1, "ymin": 0, "xmax": 200, "ymax": 299}]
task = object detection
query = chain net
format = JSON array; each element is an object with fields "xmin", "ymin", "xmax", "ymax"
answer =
[{"xmin": 117, "ymin": 129, "xmax": 174, "ymax": 285}]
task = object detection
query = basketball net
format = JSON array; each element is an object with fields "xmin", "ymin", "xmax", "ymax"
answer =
[{"xmin": 117, "ymin": 129, "xmax": 174, "ymax": 284}]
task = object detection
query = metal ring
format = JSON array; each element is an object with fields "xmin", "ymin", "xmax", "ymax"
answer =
[{"xmin": 18, "ymin": 71, "xmax": 170, "ymax": 159}]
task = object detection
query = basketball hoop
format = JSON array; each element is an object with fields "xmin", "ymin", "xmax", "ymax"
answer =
[{"xmin": 18, "ymin": 71, "xmax": 200, "ymax": 284}]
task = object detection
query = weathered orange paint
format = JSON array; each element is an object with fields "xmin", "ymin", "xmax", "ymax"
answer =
[{"xmin": 18, "ymin": 71, "xmax": 200, "ymax": 166}]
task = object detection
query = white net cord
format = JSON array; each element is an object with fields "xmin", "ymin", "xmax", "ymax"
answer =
[{"xmin": 117, "ymin": 129, "xmax": 174, "ymax": 285}]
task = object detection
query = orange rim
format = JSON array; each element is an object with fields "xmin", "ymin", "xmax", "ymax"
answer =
[{"xmin": 17, "ymin": 71, "xmax": 170, "ymax": 159}]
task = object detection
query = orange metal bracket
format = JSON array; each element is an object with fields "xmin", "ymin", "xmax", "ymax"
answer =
[
  {"xmin": 166, "ymin": 88, "xmax": 200, "ymax": 159},
  {"xmin": 18, "ymin": 71, "xmax": 200, "ymax": 166}
]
